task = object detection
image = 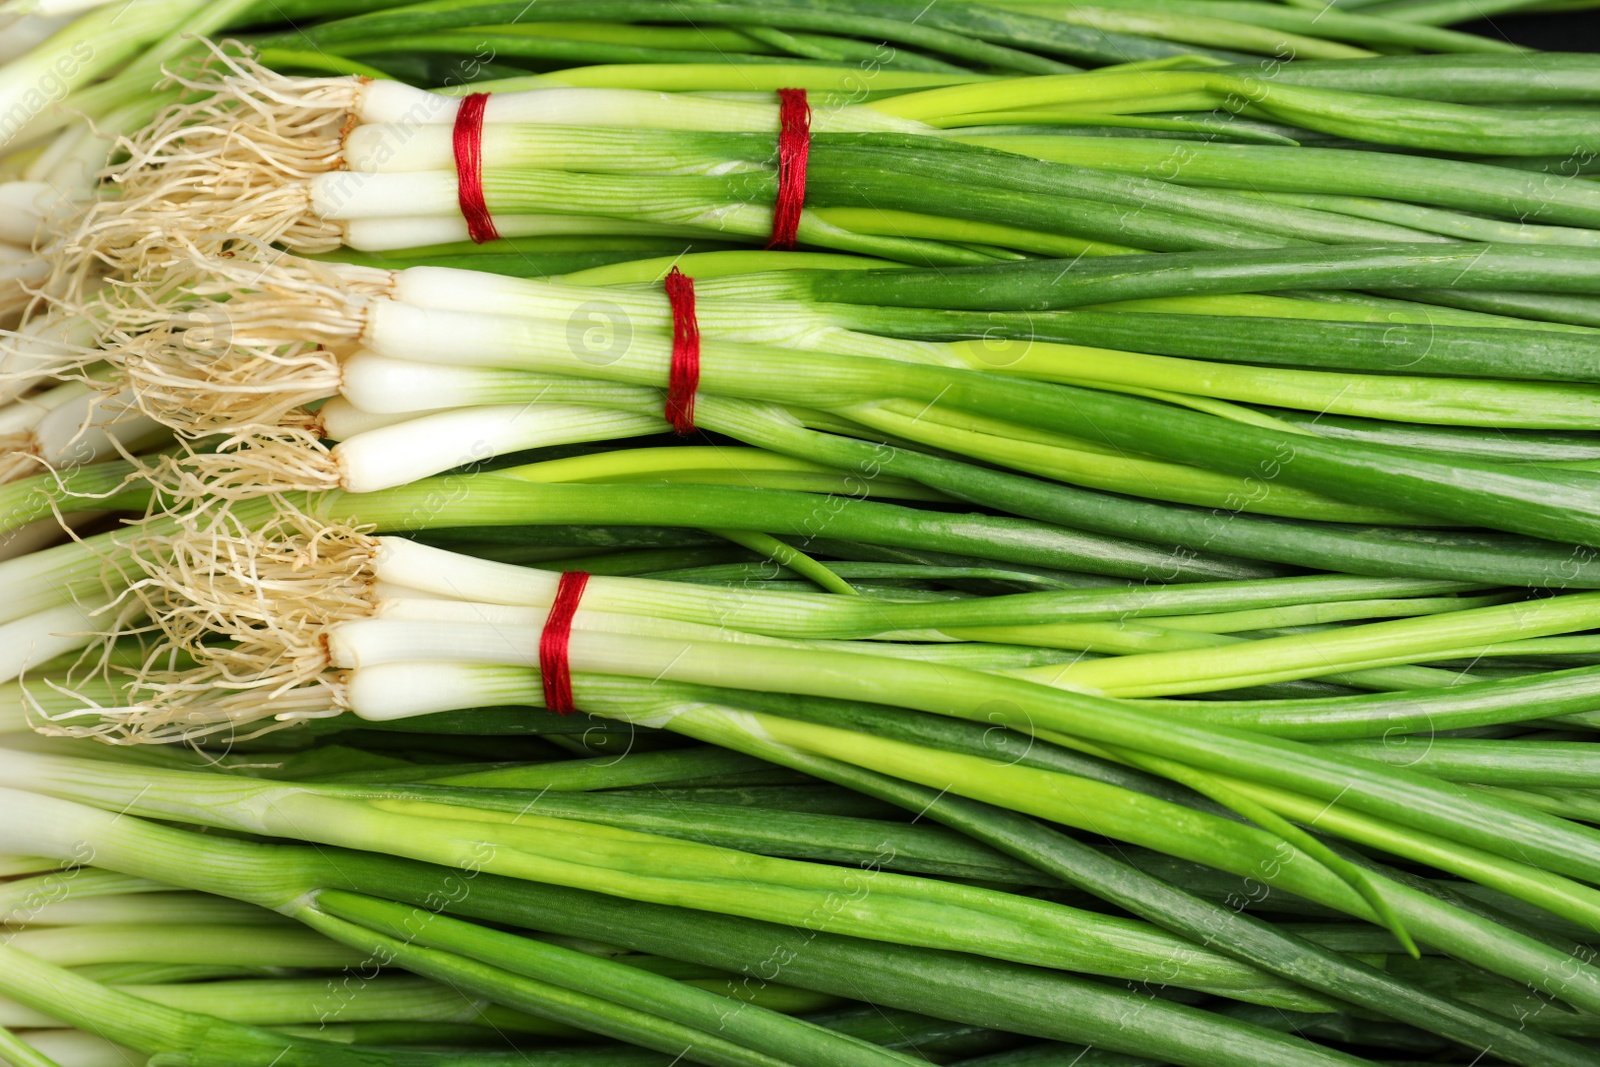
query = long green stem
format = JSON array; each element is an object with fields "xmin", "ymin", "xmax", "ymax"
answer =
[
  {"xmin": 0, "ymin": 789, "xmax": 1371, "ymax": 1067},
  {"xmin": 1130, "ymin": 664, "xmax": 1600, "ymax": 739},
  {"xmin": 1016, "ymin": 591, "xmax": 1600, "ymax": 696},
  {"xmin": 307, "ymin": 891, "xmax": 918, "ymax": 1067},
  {"xmin": 0, "ymin": 1026, "xmax": 62, "ymax": 1067},
  {"xmin": 566, "ymin": 678, "xmax": 1600, "ymax": 1026},
  {"xmin": 0, "ymin": 751, "xmax": 1327, "ymax": 1008}
]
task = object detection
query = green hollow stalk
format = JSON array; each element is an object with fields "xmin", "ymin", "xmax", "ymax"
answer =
[
  {"xmin": 0, "ymin": 1026, "xmax": 61, "ymax": 1067},
  {"xmin": 346, "ymin": 131, "xmax": 1452, "ymax": 255},
  {"xmin": 0, "ymin": 974, "xmax": 572, "ymax": 1032},
  {"xmin": 705, "ymin": 736, "xmax": 1593, "ymax": 1063},
  {"xmin": 340, "ymin": 646, "xmax": 1574, "ymax": 940},
  {"xmin": 954, "ymin": 136, "xmax": 1600, "ymax": 230},
  {"xmin": 544, "ymin": 673, "xmax": 1600, "ymax": 1033},
  {"xmin": 989, "ymin": 0, "xmax": 1523, "ymax": 53},
  {"xmin": 356, "ymin": 264, "xmax": 1600, "ymax": 421},
  {"xmin": 864, "ymin": 309, "xmax": 1600, "ymax": 385},
  {"xmin": 707, "ymin": 391, "xmax": 1600, "ymax": 584},
  {"xmin": 1199, "ymin": 771, "xmax": 1600, "ymax": 937},
  {"xmin": 0, "ymin": 753, "xmax": 1343, "ymax": 1010},
  {"xmin": 1237, "ymin": 411, "xmax": 1600, "ymax": 465},
  {"xmin": 284, "ymin": 907, "xmax": 876, "ymax": 1067},
  {"xmin": 269, "ymin": 0, "xmax": 1214, "ymax": 69},
  {"xmin": 1239, "ymin": 191, "xmax": 1600, "ymax": 249},
  {"xmin": 385, "ymin": 790, "xmax": 1058, "ymax": 886},
  {"xmin": 0, "ymin": 938, "xmax": 449, "ymax": 1067},
  {"xmin": 357, "ymin": 304, "xmax": 1600, "ymax": 544},
  {"xmin": 454, "ymin": 64, "xmax": 991, "ymax": 94},
  {"xmin": 1225, "ymin": 53, "xmax": 1600, "ymax": 104},
  {"xmin": 797, "ymin": 140, "xmax": 1439, "ymax": 249},
  {"xmin": 361, "ymin": 388, "xmax": 1600, "ymax": 588},
  {"xmin": 298, "ymin": 893, "xmax": 923, "ymax": 1067},
  {"xmin": 571, "ymin": 391, "xmax": 1600, "ymax": 588},
  {"xmin": 0, "ymin": 466, "xmax": 1285, "ymax": 631},
  {"xmin": 522, "ymin": 634, "xmax": 1600, "ymax": 901},
  {"xmin": 2, "ymin": 923, "xmax": 361, "ymax": 969},
  {"xmin": 0, "ymin": 792, "xmax": 1377, "ymax": 1067},
  {"xmin": 834, "ymin": 399, "xmax": 1475, "ymax": 522},
  {"xmin": 311, "ymin": 475, "xmax": 1280, "ymax": 582},
  {"xmin": 742, "ymin": 243, "xmax": 1600, "ymax": 316},
  {"xmin": 872, "ymin": 70, "xmax": 1600, "ymax": 156},
  {"xmin": 1015, "ymin": 591, "xmax": 1600, "ymax": 696},
  {"xmin": 506, "ymin": 446, "xmax": 948, "ymax": 503},
  {"xmin": 308, "ymin": 36, "xmax": 853, "ymax": 74},
  {"xmin": 367, "ymin": 166, "xmax": 1289, "ymax": 264},
  {"xmin": 364, "ymin": 534, "xmax": 1471, "ymax": 640},
  {"xmin": 846, "ymin": 343, "xmax": 1600, "ymax": 428},
  {"xmin": 284, "ymin": 5, "xmax": 1092, "ymax": 75},
  {"xmin": 205, "ymin": 624, "xmax": 1600, "ymax": 969},
  {"xmin": 1131, "ymin": 663, "xmax": 1600, "ymax": 739},
  {"xmin": 1316, "ymin": 739, "xmax": 1600, "ymax": 788},
  {"xmin": 978, "ymin": 5, "xmax": 1374, "ymax": 60}
]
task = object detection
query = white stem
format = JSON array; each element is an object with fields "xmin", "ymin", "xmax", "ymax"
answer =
[
  {"xmin": 30, "ymin": 117, "xmax": 105, "ymax": 190},
  {"xmin": 15, "ymin": 892, "xmax": 275, "ymax": 927},
  {"xmin": 0, "ymin": 380, "xmax": 81, "ymax": 436},
  {"xmin": 0, "ymin": 0, "xmax": 207, "ymax": 151},
  {"xmin": 363, "ymin": 297, "xmax": 915, "ymax": 385},
  {"xmin": 338, "ymin": 352, "xmax": 662, "ymax": 415},
  {"xmin": 330, "ymin": 403, "xmax": 667, "ymax": 493},
  {"xmin": 315, "ymin": 396, "xmax": 425, "ymax": 440},
  {"xmin": 0, "ymin": 595, "xmax": 107, "ymax": 684},
  {"xmin": 0, "ymin": 975, "xmax": 498, "ymax": 1030},
  {"xmin": 356, "ymin": 80, "xmax": 925, "ymax": 133},
  {"xmin": 372, "ymin": 537, "xmax": 849, "ymax": 635},
  {"xmin": 30, "ymin": 388, "xmax": 166, "ymax": 469},
  {"xmin": 0, "ymin": 181, "xmax": 68, "ymax": 244},
  {"xmin": 309, "ymin": 171, "xmax": 457, "ymax": 220},
  {"xmin": 328, "ymin": 610, "xmax": 797, "ymax": 671},
  {"xmin": 0, "ymin": 14, "xmax": 71, "ymax": 65},
  {"xmin": 338, "ymin": 350, "xmax": 515, "ymax": 413},
  {"xmin": 343, "ymin": 213, "xmax": 701, "ymax": 250},
  {"xmin": 345, "ymin": 662, "xmax": 534, "ymax": 720},
  {"xmin": 343, "ymin": 123, "xmax": 455, "ymax": 173},
  {"xmin": 391, "ymin": 269, "xmax": 932, "ymax": 359},
  {"xmin": 0, "ymin": 857, "xmax": 56, "ymax": 877},
  {"xmin": 0, "ymin": 517, "xmax": 71, "ymax": 563},
  {"xmin": 0, "ymin": 788, "xmax": 121, "ymax": 873},
  {"xmin": 3, "ymin": 922, "xmax": 361, "ymax": 968},
  {"xmin": 0, "ymin": 306, "xmax": 98, "ymax": 405},
  {"xmin": 371, "ymin": 537, "xmax": 562, "ymax": 604},
  {"xmin": 0, "ymin": 256, "xmax": 46, "ymax": 295},
  {"xmin": 364, "ymin": 300, "xmax": 673, "ymax": 375},
  {"xmin": 372, "ymin": 596, "xmax": 798, "ymax": 651},
  {"xmin": 344, "ymin": 123, "xmax": 760, "ymax": 175},
  {"xmin": 4, "ymin": 1, "xmax": 119, "ymax": 16}
]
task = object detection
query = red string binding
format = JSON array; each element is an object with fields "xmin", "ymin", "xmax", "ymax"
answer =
[
  {"xmin": 769, "ymin": 88, "xmax": 811, "ymax": 251},
  {"xmin": 452, "ymin": 93, "xmax": 500, "ymax": 245},
  {"xmin": 539, "ymin": 571, "xmax": 590, "ymax": 714},
  {"xmin": 663, "ymin": 266, "xmax": 700, "ymax": 435}
]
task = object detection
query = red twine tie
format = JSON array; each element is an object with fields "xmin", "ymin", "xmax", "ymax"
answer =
[
  {"xmin": 452, "ymin": 92, "xmax": 500, "ymax": 244},
  {"xmin": 768, "ymin": 87, "xmax": 811, "ymax": 251},
  {"xmin": 539, "ymin": 570, "xmax": 590, "ymax": 714},
  {"xmin": 663, "ymin": 266, "xmax": 700, "ymax": 435}
]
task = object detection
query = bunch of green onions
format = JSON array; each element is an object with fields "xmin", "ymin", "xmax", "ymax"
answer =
[{"xmin": 9, "ymin": 7, "xmax": 1600, "ymax": 1067}]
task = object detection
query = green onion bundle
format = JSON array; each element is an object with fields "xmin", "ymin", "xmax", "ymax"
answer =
[{"xmin": 10, "ymin": 7, "xmax": 1600, "ymax": 1067}]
